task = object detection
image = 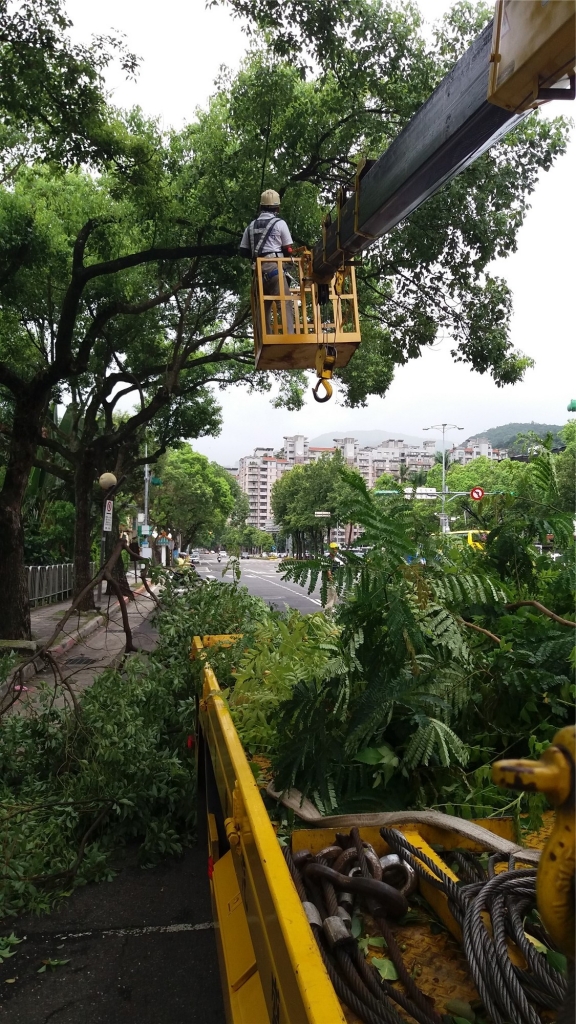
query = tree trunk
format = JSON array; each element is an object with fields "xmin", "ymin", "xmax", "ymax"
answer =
[
  {"xmin": 0, "ymin": 394, "xmax": 46, "ymax": 639},
  {"xmin": 73, "ymin": 457, "xmax": 97, "ymax": 612},
  {"xmin": 105, "ymin": 508, "xmax": 132, "ymax": 599}
]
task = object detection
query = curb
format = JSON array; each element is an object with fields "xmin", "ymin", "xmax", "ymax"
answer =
[{"xmin": 1, "ymin": 585, "xmax": 150, "ymax": 697}]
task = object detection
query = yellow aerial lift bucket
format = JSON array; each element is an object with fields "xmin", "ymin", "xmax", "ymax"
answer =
[{"xmin": 251, "ymin": 253, "xmax": 360, "ymax": 379}]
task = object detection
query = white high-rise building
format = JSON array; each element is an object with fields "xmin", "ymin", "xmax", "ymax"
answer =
[
  {"xmin": 283, "ymin": 434, "xmax": 309, "ymax": 464},
  {"xmin": 237, "ymin": 434, "xmax": 440, "ymax": 530},
  {"xmin": 237, "ymin": 448, "xmax": 290, "ymax": 530},
  {"xmin": 448, "ymin": 438, "xmax": 508, "ymax": 465},
  {"xmin": 333, "ymin": 437, "xmax": 358, "ymax": 463},
  {"xmin": 347, "ymin": 438, "xmax": 437, "ymax": 487}
]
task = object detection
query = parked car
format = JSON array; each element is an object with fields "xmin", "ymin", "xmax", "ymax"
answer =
[{"xmin": 240, "ymin": 551, "xmax": 251, "ymax": 559}]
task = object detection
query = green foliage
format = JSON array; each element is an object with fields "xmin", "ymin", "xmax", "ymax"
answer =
[
  {"xmin": 229, "ymin": 612, "xmax": 343, "ymax": 752},
  {"xmin": 271, "ymin": 452, "xmax": 362, "ymax": 557},
  {"xmin": 224, "ymin": 525, "xmax": 274, "ymax": 555},
  {"xmin": 150, "ymin": 447, "xmax": 236, "ymax": 549},
  {"xmin": 273, "ymin": 468, "xmax": 574, "ymax": 817},
  {"xmin": 23, "ymin": 499, "xmax": 75, "ymax": 565},
  {"xmin": 0, "ymin": 0, "xmax": 572, "ymax": 644},
  {"xmin": 0, "ymin": 569, "xmax": 267, "ymax": 920},
  {"xmin": 0, "ymin": 0, "xmax": 139, "ymax": 172}
]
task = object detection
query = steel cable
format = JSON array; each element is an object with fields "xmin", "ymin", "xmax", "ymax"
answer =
[
  {"xmin": 349, "ymin": 946, "xmax": 441, "ymax": 1024},
  {"xmin": 351, "ymin": 828, "xmax": 443, "ymax": 1024},
  {"xmin": 287, "ymin": 850, "xmax": 405, "ymax": 1024},
  {"xmin": 316, "ymin": 938, "xmax": 400, "ymax": 1024},
  {"xmin": 286, "ymin": 826, "xmax": 569, "ymax": 1024},
  {"xmin": 381, "ymin": 827, "xmax": 569, "ymax": 1024}
]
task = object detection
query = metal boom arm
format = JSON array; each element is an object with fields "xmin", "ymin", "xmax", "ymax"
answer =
[{"xmin": 313, "ymin": 22, "xmax": 526, "ymax": 276}]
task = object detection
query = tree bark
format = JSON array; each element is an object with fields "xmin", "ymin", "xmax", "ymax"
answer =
[
  {"xmin": 73, "ymin": 456, "xmax": 96, "ymax": 612},
  {"xmin": 0, "ymin": 393, "xmax": 46, "ymax": 639},
  {"xmin": 105, "ymin": 507, "xmax": 132, "ymax": 599}
]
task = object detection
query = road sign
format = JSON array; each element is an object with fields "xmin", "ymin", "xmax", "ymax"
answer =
[
  {"xmin": 470, "ymin": 487, "xmax": 485, "ymax": 501},
  {"xmin": 314, "ymin": 511, "xmax": 331, "ymax": 517},
  {"xmin": 103, "ymin": 499, "xmax": 114, "ymax": 532},
  {"xmin": 157, "ymin": 537, "xmax": 169, "ymax": 546}
]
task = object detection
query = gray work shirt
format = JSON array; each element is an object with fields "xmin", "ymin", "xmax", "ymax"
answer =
[{"xmin": 240, "ymin": 212, "xmax": 293, "ymax": 257}]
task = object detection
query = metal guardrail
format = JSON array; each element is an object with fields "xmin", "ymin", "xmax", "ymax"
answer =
[{"xmin": 26, "ymin": 563, "xmax": 97, "ymax": 608}]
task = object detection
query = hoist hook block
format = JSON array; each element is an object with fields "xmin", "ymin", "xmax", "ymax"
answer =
[{"xmin": 312, "ymin": 377, "xmax": 333, "ymax": 403}]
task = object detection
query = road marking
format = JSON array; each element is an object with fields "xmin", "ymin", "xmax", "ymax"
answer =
[
  {"xmin": 240, "ymin": 570, "xmax": 321, "ymax": 605},
  {"xmin": 49, "ymin": 922, "xmax": 215, "ymax": 940}
]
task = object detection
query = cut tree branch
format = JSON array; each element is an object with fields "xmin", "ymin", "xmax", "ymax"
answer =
[{"xmin": 505, "ymin": 601, "xmax": 576, "ymax": 628}]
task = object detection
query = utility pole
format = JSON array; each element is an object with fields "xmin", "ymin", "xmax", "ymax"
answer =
[{"xmin": 423, "ymin": 423, "xmax": 464, "ymax": 532}]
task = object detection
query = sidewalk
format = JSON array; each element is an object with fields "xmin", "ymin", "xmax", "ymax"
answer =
[
  {"xmin": 23, "ymin": 586, "xmax": 159, "ymax": 701},
  {"xmin": 2, "ymin": 583, "xmax": 159, "ymax": 702},
  {"xmin": 30, "ymin": 578, "xmax": 148, "ymax": 648}
]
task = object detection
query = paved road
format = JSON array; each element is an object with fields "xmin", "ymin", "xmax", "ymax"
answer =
[{"xmin": 196, "ymin": 555, "xmax": 323, "ymax": 613}]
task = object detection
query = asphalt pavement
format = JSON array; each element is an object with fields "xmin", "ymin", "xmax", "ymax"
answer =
[{"xmin": 195, "ymin": 555, "xmax": 323, "ymax": 613}]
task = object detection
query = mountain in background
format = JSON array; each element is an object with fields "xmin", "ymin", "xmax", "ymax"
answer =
[
  {"xmin": 480, "ymin": 422, "xmax": 564, "ymax": 450},
  {"xmin": 310, "ymin": 429, "xmax": 427, "ymax": 448}
]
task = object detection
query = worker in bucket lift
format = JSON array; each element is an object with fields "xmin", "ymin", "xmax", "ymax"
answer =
[{"xmin": 239, "ymin": 189, "xmax": 295, "ymax": 333}]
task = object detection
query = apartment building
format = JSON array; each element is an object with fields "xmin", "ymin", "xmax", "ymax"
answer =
[
  {"xmin": 333, "ymin": 437, "xmax": 358, "ymax": 463},
  {"xmin": 448, "ymin": 437, "xmax": 508, "ymax": 465},
  {"xmin": 237, "ymin": 448, "xmax": 290, "ymax": 530},
  {"xmin": 308, "ymin": 445, "xmax": 336, "ymax": 461},
  {"xmin": 354, "ymin": 439, "xmax": 437, "ymax": 488},
  {"xmin": 237, "ymin": 434, "xmax": 438, "ymax": 531},
  {"xmin": 282, "ymin": 434, "xmax": 309, "ymax": 464}
]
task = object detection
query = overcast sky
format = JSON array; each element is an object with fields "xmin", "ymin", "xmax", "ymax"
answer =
[{"xmin": 66, "ymin": 0, "xmax": 576, "ymax": 462}]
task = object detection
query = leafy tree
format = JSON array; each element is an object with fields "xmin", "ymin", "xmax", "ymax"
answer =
[
  {"xmin": 555, "ymin": 421, "xmax": 576, "ymax": 514},
  {"xmin": 372, "ymin": 471, "xmax": 402, "ymax": 493},
  {"xmin": 150, "ymin": 448, "xmax": 236, "ymax": 549},
  {"xmin": 0, "ymin": 0, "xmax": 571, "ymax": 640},
  {"xmin": 0, "ymin": 0, "xmax": 139, "ymax": 173},
  {"xmin": 23, "ymin": 499, "xmax": 75, "ymax": 565},
  {"xmin": 426, "ymin": 454, "xmax": 525, "ymax": 495},
  {"xmin": 271, "ymin": 453, "xmax": 360, "ymax": 556}
]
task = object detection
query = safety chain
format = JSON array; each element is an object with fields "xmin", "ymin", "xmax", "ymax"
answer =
[{"xmin": 284, "ymin": 827, "xmax": 441, "ymax": 1024}]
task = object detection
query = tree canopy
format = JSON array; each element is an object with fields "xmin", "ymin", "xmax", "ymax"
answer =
[{"xmin": 150, "ymin": 447, "xmax": 237, "ymax": 548}]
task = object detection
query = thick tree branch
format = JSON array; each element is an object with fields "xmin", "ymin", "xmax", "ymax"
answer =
[
  {"xmin": 505, "ymin": 601, "xmax": 576, "ymax": 628},
  {"xmin": 81, "ymin": 242, "xmax": 236, "ymax": 282},
  {"xmin": 30, "ymin": 457, "xmax": 72, "ymax": 483}
]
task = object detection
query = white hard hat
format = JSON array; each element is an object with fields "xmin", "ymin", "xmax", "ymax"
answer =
[{"xmin": 260, "ymin": 189, "xmax": 280, "ymax": 206}]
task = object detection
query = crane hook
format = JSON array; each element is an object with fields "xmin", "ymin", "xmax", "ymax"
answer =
[
  {"xmin": 313, "ymin": 343, "xmax": 336, "ymax": 404},
  {"xmin": 312, "ymin": 377, "xmax": 333, "ymax": 403}
]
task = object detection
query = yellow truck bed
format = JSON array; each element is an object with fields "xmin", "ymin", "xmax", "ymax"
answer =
[{"xmin": 192, "ymin": 635, "xmax": 568, "ymax": 1024}]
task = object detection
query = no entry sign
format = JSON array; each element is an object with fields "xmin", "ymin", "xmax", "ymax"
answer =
[
  {"xmin": 470, "ymin": 486, "xmax": 485, "ymax": 501},
  {"xmin": 103, "ymin": 499, "xmax": 114, "ymax": 531}
]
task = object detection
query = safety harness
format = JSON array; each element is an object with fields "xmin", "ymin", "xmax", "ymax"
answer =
[{"xmin": 248, "ymin": 215, "xmax": 282, "ymax": 264}]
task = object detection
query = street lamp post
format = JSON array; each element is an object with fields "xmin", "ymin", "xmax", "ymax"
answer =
[
  {"xmin": 423, "ymin": 423, "xmax": 464, "ymax": 532},
  {"xmin": 96, "ymin": 472, "xmax": 118, "ymax": 608}
]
